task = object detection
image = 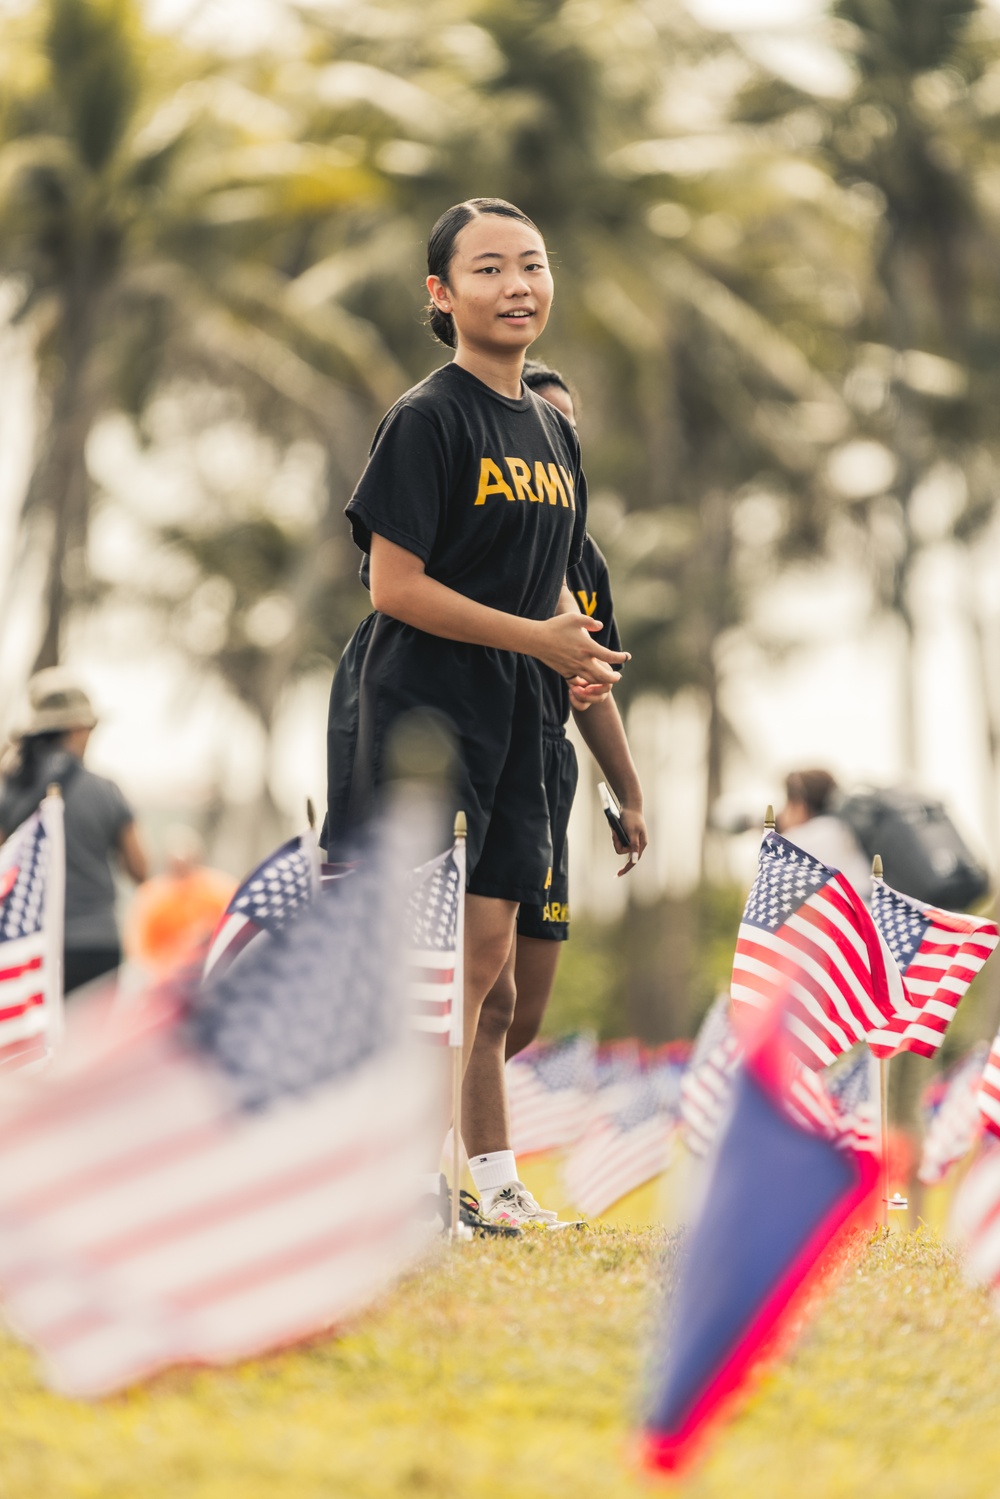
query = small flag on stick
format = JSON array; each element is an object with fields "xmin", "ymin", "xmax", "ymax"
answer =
[
  {"xmin": 920, "ymin": 1044, "xmax": 988, "ymax": 1184},
  {"xmin": 505, "ymin": 1035, "xmax": 596, "ymax": 1158},
  {"xmin": 867, "ymin": 878, "xmax": 998, "ymax": 1059},
  {"xmin": 680, "ymin": 998, "xmax": 742, "ymax": 1158},
  {"xmin": 202, "ymin": 832, "xmax": 319, "ymax": 985},
  {"xmin": 0, "ymin": 787, "xmax": 65, "ymax": 1069},
  {"xmin": 732, "ymin": 831, "xmax": 905, "ymax": 1069}
]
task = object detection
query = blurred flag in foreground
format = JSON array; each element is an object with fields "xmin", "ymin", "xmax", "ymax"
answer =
[
  {"xmin": 0, "ymin": 813, "xmax": 439, "ymax": 1397},
  {"xmin": 506, "ymin": 1034, "xmax": 595, "ymax": 1157},
  {"xmin": 0, "ymin": 789, "xmax": 64, "ymax": 1070},
  {"xmin": 867, "ymin": 878, "xmax": 998, "ymax": 1059},
  {"xmin": 949, "ymin": 1139, "xmax": 1000, "ymax": 1306},
  {"xmin": 919, "ymin": 1044, "xmax": 987, "ymax": 1185},
  {"xmin": 731, "ymin": 832, "xmax": 899, "ymax": 1069},
  {"xmin": 978, "ymin": 1027, "xmax": 1000, "ymax": 1142},
  {"xmin": 643, "ymin": 1006, "xmax": 878, "ymax": 1474}
]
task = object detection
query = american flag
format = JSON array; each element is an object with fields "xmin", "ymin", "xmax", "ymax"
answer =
[
  {"xmin": 731, "ymin": 832, "xmax": 900, "ymax": 1070},
  {"xmin": 868, "ymin": 878, "xmax": 999, "ymax": 1060},
  {"xmin": 818, "ymin": 1046, "xmax": 879, "ymax": 1154},
  {"xmin": 0, "ymin": 792, "xmax": 64, "ymax": 1070},
  {"xmin": 564, "ymin": 1051, "xmax": 685, "ymax": 1217},
  {"xmin": 505, "ymin": 1034, "xmax": 596, "ymax": 1157},
  {"xmin": 680, "ymin": 998, "xmax": 742, "ymax": 1158},
  {"xmin": 202, "ymin": 833, "xmax": 319, "ymax": 984},
  {"xmin": 949, "ymin": 1138, "xmax": 1000, "ymax": 1308},
  {"xmin": 405, "ymin": 844, "xmax": 464, "ymax": 1047},
  {"xmin": 920, "ymin": 1043, "xmax": 987, "ymax": 1184},
  {"xmin": 0, "ymin": 814, "xmax": 439, "ymax": 1397}
]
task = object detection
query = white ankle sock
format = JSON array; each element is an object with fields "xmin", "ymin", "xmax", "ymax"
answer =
[{"xmin": 469, "ymin": 1150, "xmax": 517, "ymax": 1192}]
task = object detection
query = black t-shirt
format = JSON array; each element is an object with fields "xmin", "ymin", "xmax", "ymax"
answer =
[
  {"xmin": 539, "ymin": 537, "xmax": 622, "ymax": 728},
  {"xmin": 328, "ymin": 362, "xmax": 588, "ymax": 889},
  {"xmin": 347, "ymin": 362, "xmax": 586, "ymax": 617}
]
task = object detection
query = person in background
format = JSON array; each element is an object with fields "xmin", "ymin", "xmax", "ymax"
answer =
[
  {"xmin": 500, "ymin": 360, "xmax": 647, "ymax": 1060},
  {"xmin": 776, "ymin": 768, "xmax": 870, "ymax": 897},
  {"xmin": 125, "ymin": 825, "xmax": 236, "ymax": 975},
  {"xmin": 0, "ymin": 669, "xmax": 148, "ymax": 993}
]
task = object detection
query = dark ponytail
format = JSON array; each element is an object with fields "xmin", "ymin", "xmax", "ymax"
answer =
[{"xmin": 426, "ymin": 197, "xmax": 540, "ymax": 348}]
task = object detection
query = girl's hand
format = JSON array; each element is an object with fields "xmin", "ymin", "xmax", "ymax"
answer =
[
  {"xmin": 568, "ymin": 677, "xmax": 613, "ymax": 711},
  {"xmin": 531, "ymin": 613, "xmax": 629, "ymax": 684},
  {"xmin": 612, "ymin": 806, "xmax": 648, "ymax": 877}
]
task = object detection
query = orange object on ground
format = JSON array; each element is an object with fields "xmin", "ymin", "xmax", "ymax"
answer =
[{"xmin": 126, "ymin": 866, "xmax": 237, "ymax": 972}]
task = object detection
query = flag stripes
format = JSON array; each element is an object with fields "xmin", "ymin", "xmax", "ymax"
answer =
[
  {"xmin": 731, "ymin": 834, "xmax": 903, "ymax": 1071},
  {"xmin": 0, "ymin": 796, "xmax": 64, "ymax": 1068},
  {"xmin": 868, "ymin": 881, "xmax": 999, "ymax": 1059}
]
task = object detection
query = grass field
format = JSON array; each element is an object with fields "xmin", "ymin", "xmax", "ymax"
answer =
[{"xmin": 0, "ymin": 1226, "xmax": 998, "ymax": 1498}]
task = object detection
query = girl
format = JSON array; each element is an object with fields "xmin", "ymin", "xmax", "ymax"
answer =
[{"xmin": 326, "ymin": 199, "xmax": 627, "ymax": 1229}]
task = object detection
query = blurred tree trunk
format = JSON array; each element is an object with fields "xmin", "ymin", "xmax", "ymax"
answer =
[
  {"xmin": 26, "ymin": 263, "xmax": 112, "ymax": 669},
  {"xmin": 622, "ymin": 894, "xmax": 695, "ymax": 1043}
]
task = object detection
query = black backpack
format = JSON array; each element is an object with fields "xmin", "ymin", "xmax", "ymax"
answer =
[{"xmin": 839, "ymin": 787, "xmax": 990, "ymax": 910}]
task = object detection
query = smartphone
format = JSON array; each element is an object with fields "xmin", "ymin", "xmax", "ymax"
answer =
[{"xmin": 597, "ymin": 781, "xmax": 631, "ymax": 850}]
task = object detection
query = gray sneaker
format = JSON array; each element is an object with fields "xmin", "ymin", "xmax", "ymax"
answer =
[{"xmin": 478, "ymin": 1181, "xmax": 583, "ymax": 1230}]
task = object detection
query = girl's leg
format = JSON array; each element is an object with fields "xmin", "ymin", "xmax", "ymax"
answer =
[
  {"xmin": 504, "ymin": 936, "xmax": 562, "ymax": 1061},
  {"xmin": 461, "ymin": 894, "xmax": 517, "ymax": 1157},
  {"xmin": 461, "ymin": 894, "xmax": 518, "ymax": 1153}
]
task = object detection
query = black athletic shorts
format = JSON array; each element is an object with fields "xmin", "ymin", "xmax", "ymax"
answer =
[
  {"xmin": 516, "ymin": 728, "xmax": 578, "ymax": 942},
  {"xmin": 326, "ymin": 614, "xmax": 553, "ymax": 905}
]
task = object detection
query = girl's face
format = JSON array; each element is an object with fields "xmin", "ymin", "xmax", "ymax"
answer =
[{"xmin": 427, "ymin": 214, "xmax": 553, "ymax": 357}]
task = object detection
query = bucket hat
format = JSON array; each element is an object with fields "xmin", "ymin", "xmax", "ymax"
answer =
[{"xmin": 21, "ymin": 668, "xmax": 98, "ymax": 735}]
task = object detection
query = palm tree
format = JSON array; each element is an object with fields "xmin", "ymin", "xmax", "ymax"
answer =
[{"xmin": 0, "ymin": 0, "xmax": 389, "ymax": 671}]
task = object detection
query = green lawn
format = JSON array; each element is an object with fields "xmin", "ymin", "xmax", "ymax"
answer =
[{"xmin": 0, "ymin": 1228, "xmax": 997, "ymax": 1498}]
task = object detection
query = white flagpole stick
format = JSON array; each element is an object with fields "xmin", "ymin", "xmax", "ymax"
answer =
[
  {"xmin": 872, "ymin": 853, "xmax": 891, "ymax": 1229},
  {"xmin": 42, "ymin": 783, "xmax": 66, "ymax": 1058},
  {"xmin": 450, "ymin": 811, "xmax": 467, "ymax": 1242}
]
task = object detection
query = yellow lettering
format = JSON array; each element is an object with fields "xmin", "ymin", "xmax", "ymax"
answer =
[
  {"xmin": 576, "ymin": 590, "xmax": 598, "ymax": 616},
  {"xmin": 557, "ymin": 465, "xmax": 575, "ymax": 507},
  {"xmin": 544, "ymin": 866, "xmax": 552, "ymax": 889},
  {"xmin": 541, "ymin": 902, "xmax": 569, "ymax": 923},
  {"xmin": 504, "ymin": 456, "xmax": 540, "ymax": 503},
  {"xmin": 474, "ymin": 458, "xmax": 515, "ymax": 506},
  {"xmin": 533, "ymin": 461, "xmax": 569, "ymax": 507}
]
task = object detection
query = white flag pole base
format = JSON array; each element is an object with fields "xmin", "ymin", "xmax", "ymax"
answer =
[
  {"xmin": 449, "ymin": 811, "xmax": 467, "ymax": 1244},
  {"xmin": 450, "ymin": 1046, "xmax": 463, "ymax": 1241}
]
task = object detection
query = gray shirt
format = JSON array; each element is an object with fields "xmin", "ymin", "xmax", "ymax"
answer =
[{"xmin": 0, "ymin": 754, "xmax": 132, "ymax": 950}]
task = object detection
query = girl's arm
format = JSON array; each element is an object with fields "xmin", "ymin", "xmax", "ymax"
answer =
[
  {"xmin": 571, "ymin": 693, "xmax": 648, "ymax": 876},
  {"xmin": 369, "ymin": 533, "xmax": 628, "ymax": 684}
]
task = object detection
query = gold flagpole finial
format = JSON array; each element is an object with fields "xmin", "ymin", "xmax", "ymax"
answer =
[
  {"xmin": 454, "ymin": 809, "xmax": 467, "ymax": 840},
  {"xmin": 764, "ymin": 804, "xmax": 776, "ymax": 831},
  {"xmin": 45, "ymin": 782, "xmax": 62, "ymax": 800},
  {"xmin": 872, "ymin": 854, "xmax": 883, "ymax": 879}
]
